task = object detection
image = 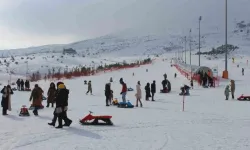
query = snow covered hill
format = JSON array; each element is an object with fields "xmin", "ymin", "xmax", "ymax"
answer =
[{"xmin": 0, "ymin": 0, "xmax": 250, "ymax": 82}]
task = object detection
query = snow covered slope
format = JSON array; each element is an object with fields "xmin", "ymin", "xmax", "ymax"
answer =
[
  {"xmin": 0, "ymin": 53, "xmax": 250, "ymax": 150},
  {"xmin": 0, "ymin": 0, "xmax": 250, "ymax": 80}
]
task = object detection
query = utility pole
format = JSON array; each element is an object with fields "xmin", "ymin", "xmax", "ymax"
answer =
[
  {"xmin": 189, "ymin": 29, "xmax": 192, "ymax": 78},
  {"xmin": 225, "ymin": 0, "xmax": 228, "ymax": 72},
  {"xmin": 185, "ymin": 36, "xmax": 187, "ymax": 64},
  {"xmin": 199, "ymin": 16, "xmax": 202, "ymax": 66},
  {"xmin": 189, "ymin": 29, "xmax": 192, "ymax": 66},
  {"xmin": 222, "ymin": 0, "xmax": 228, "ymax": 79}
]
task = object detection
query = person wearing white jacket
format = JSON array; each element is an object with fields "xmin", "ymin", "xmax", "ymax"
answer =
[{"xmin": 135, "ymin": 81, "xmax": 143, "ymax": 107}]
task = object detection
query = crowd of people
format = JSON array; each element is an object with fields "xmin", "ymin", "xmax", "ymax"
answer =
[
  {"xmin": 1, "ymin": 80, "xmax": 72, "ymax": 129},
  {"xmin": 0, "ymin": 67, "xmax": 236, "ymax": 129},
  {"xmin": 16, "ymin": 79, "xmax": 30, "ymax": 91}
]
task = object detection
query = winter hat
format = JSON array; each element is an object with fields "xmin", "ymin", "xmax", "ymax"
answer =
[
  {"xmin": 58, "ymin": 84, "xmax": 65, "ymax": 89},
  {"xmin": 57, "ymin": 82, "xmax": 64, "ymax": 88}
]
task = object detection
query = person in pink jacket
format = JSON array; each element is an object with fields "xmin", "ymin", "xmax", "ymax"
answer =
[{"xmin": 135, "ymin": 81, "xmax": 143, "ymax": 107}]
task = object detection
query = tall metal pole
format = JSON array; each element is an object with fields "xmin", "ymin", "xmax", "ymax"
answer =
[
  {"xmin": 189, "ymin": 29, "xmax": 192, "ymax": 66},
  {"xmin": 189, "ymin": 29, "xmax": 192, "ymax": 78},
  {"xmin": 185, "ymin": 36, "xmax": 187, "ymax": 64},
  {"xmin": 199, "ymin": 16, "xmax": 202, "ymax": 66},
  {"xmin": 225, "ymin": 0, "xmax": 228, "ymax": 71}
]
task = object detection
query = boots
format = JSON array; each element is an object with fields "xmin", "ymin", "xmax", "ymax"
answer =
[
  {"xmin": 33, "ymin": 109, "xmax": 38, "ymax": 116},
  {"xmin": 63, "ymin": 119, "xmax": 72, "ymax": 127},
  {"xmin": 56, "ymin": 117, "xmax": 63, "ymax": 128},
  {"xmin": 46, "ymin": 103, "xmax": 49, "ymax": 108},
  {"xmin": 2, "ymin": 109, "xmax": 7, "ymax": 115},
  {"xmin": 48, "ymin": 122, "xmax": 55, "ymax": 126}
]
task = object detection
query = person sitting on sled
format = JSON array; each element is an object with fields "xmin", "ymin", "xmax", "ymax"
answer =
[{"xmin": 180, "ymin": 84, "xmax": 190, "ymax": 95}]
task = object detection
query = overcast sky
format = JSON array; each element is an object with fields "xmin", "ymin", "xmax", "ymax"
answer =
[{"xmin": 0, "ymin": 0, "xmax": 248, "ymax": 49}]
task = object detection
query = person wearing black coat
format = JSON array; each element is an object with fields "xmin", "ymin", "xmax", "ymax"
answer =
[
  {"xmin": 105, "ymin": 83, "xmax": 111, "ymax": 106},
  {"xmin": 151, "ymin": 81, "xmax": 156, "ymax": 101},
  {"xmin": 48, "ymin": 83, "xmax": 72, "ymax": 128},
  {"xmin": 145, "ymin": 83, "xmax": 151, "ymax": 101},
  {"xmin": 1, "ymin": 85, "xmax": 13, "ymax": 115},
  {"xmin": 20, "ymin": 80, "xmax": 24, "ymax": 91},
  {"xmin": 25, "ymin": 80, "xmax": 30, "ymax": 89}
]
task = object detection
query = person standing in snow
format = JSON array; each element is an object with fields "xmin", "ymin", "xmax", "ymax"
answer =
[
  {"xmin": 230, "ymin": 80, "xmax": 235, "ymax": 99},
  {"xmin": 20, "ymin": 79, "xmax": 24, "ymax": 91},
  {"xmin": 16, "ymin": 79, "xmax": 21, "ymax": 91},
  {"xmin": 151, "ymin": 80, "xmax": 156, "ymax": 101},
  {"xmin": 86, "ymin": 81, "xmax": 92, "ymax": 95},
  {"xmin": 46, "ymin": 82, "xmax": 56, "ymax": 107},
  {"xmin": 105, "ymin": 83, "xmax": 111, "ymax": 106},
  {"xmin": 242, "ymin": 68, "xmax": 244, "ymax": 76},
  {"xmin": 145, "ymin": 83, "xmax": 151, "ymax": 101},
  {"xmin": 135, "ymin": 81, "xmax": 143, "ymax": 107},
  {"xmin": 224, "ymin": 85, "xmax": 230, "ymax": 100},
  {"xmin": 29, "ymin": 84, "xmax": 43, "ymax": 116},
  {"xmin": 48, "ymin": 83, "xmax": 72, "ymax": 128},
  {"xmin": 25, "ymin": 80, "xmax": 30, "ymax": 90},
  {"xmin": 190, "ymin": 80, "xmax": 194, "ymax": 89},
  {"xmin": 1, "ymin": 85, "xmax": 13, "ymax": 115},
  {"xmin": 120, "ymin": 78, "xmax": 127, "ymax": 103}
]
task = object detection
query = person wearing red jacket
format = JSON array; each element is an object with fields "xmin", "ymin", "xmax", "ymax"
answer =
[{"xmin": 120, "ymin": 78, "xmax": 127, "ymax": 103}]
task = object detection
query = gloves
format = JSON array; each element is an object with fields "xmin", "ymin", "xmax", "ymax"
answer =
[
  {"xmin": 64, "ymin": 106, "xmax": 68, "ymax": 111},
  {"xmin": 55, "ymin": 107, "xmax": 62, "ymax": 114},
  {"xmin": 120, "ymin": 92, "xmax": 122, "ymax": 95}
]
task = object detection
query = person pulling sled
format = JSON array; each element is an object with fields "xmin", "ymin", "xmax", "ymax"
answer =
[{"xmin": 29, "ymin": 84, "xmax": 44, "ymax": 116}]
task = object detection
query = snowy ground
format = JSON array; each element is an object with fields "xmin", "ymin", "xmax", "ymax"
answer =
[{"xmin": 0, "ymin": 54, "xmax": 250, "ymax": 150}]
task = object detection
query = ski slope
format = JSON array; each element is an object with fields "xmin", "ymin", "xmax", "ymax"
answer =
[{"xmin": 0, "ymin": 54, "xmax": 250, "ymax": 150}]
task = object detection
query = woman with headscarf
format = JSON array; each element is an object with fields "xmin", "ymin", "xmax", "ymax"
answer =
[{"xmin": 47, "ymin": 82, "xmax": 56, "ymax": 107}]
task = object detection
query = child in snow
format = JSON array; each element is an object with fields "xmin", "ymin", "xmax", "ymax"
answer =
[
  {"xmin": 135, "ymin": 81, "xmax": 143, "ymax": 107},
  {"xmin": 224, "ymin": 85, "xmax": 230, "ymax": 100}
]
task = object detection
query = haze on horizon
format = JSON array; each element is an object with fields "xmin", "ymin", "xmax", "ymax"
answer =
[{"xmin": 0, "ymin": 0, "xmax": 248, "ymax": 50}]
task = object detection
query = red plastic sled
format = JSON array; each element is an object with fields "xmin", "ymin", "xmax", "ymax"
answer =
[
  {"xmin": 79, "ymin": 111, "xmax": 113, "ymax": 125},
  {"xmin": 237, "ymin": 95, "xmax": 250, "ymax": 101}
]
